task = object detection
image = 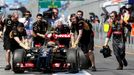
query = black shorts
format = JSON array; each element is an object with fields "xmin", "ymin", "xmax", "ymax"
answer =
[
  {"xmin": 3, "ymin": 35, "xmax": 11, "ymax": 50},
  {"xmin": 79, "ymin": 37, "xmax": 94, "ymax": 54}
]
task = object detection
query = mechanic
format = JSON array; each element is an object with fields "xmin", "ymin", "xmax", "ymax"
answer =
[
  {"xmin": 55, "ymin": 20, "xmax": 70, "ymax": 48},
  {"xmin": 9, "ymin": 22, "xmax": 30, "ymax": 51},
  {"xmin": 47, "ymin": 8, "xmax": 60, "ymax": 30},
  {"xmin": 104, "ymin": 11, "xmax": 131, "ymax": 70},
  {"xmin": 70, "ymin": 12, "xmax": 96, "ymax": 71},
  {"xmin": 3, "ymin": 13, "xmax": 20, "ymax": 70},
  {"xmin": 19, "ymin": 11, "xmax": 33, "ymax": 47},
  {"xmin": 32, "ymin": 14, "xmax": 48, "ymax": 46}
]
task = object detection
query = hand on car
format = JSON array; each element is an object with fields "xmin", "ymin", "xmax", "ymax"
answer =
[{"xmin": 71, "ymin": 44, "xmax": 77, "ymax": 48}]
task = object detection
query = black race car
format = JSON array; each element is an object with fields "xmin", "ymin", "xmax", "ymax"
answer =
[{"xmin": 12, "ymin": 32, "xmax": 91, "ymax": 73}]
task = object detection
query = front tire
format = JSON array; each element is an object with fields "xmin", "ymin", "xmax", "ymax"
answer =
[
  {"xmin": 12, "ymin": 49, "xmax": 26, "ymax": 73},
  {"xmin": 77, "ymin": 48, "xmax": 92, "ymax": 69}
]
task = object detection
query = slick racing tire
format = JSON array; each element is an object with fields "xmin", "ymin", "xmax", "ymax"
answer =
[
  {"xmin": 77, "ymin": 48, "xmax": 92, "ymax": 69},
  {"xmin": 12, "ymin": 49, "xmax": 26, "ymax": 73},
  {"xmin": 67, "ymin": 48, "xmax": 79, "ymax": 73}
]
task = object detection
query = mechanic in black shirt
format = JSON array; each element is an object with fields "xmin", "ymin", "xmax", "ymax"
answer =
[
  {"xmin": 70, "ymin": 12, "xmax": 96, "ymax": 71},
  {"xmin": 32, "ymin": 14, "xmax": 48, "ymax": 46},
  {"xmin": 55, "ymin": 20, "xmax": 70, "ymax": 48},
  {"xmin": 3, "ymin": 13, "xmax": 20, "ymax": 70},
  {"xmin": 9, "ymin": 22, "xmax": 30, "ymax": 51}
]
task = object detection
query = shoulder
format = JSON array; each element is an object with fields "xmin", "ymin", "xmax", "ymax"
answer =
[
  {"xmin": 33, "ymin": 22, "xmax": 37, "ymax": 25},
  {"xmin": 42, "ymin": 20, "xmax": 48, "ymax": 25},
  {"xmin": 64, "ymin": 25, "xmax": 69, "ymax": 28},
  {"xmin": 4, "ymin": 19, "xmax": 12, "ymax": 24},
  {"xmin": 43, "ymin": 19, "xmax": 48, "ymax": 23},
  {"xmin": 12, "ymin": 30, "xmax": 18, "ymax": 36},
  {"xmin": 78, "ymin": 20, "xmax": 84, "ymax": 26},
  {"xmin": 19, "ymin": 22, "xmax": 24, "ymax": 25},
  {"xmin": 22, "ymin": 30, "xmax": 27, "ymax": 35}
]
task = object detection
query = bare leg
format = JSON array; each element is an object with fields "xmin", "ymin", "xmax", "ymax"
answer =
[
  {"xmin": 5, "ymin": 49, "xmax": 11, "ymax": 70},
  {"xmin": 88, "ymin": 50, "xmax": 96, "ymax": 71},
  {"xmin": 88, "ymin": 50, "xmax": 95, "ymax": 67},
  {"xmin": 6, "ymin": 50, "xmax": 11, "ymax": 65}
]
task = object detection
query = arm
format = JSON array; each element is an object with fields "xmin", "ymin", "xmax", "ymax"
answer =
[
  {"xmin": 22, "ymin": 36, "xmax": 29, "ymax": 47},
  {"xmin": 74, "ymin": 29, "xmax": 83, "ymax": 45},
  {"xmin": 124, "ymin": 23, "xmax": 132, "ymax": 37},
  {"xmin": 36, "ymin": 22, "xmax": 48, "ymax": 38},
  {"xmin": 36, "ymin": 33, "xmax": 45, "ymax": 38},
  {"xmin": 104, "ymin": 26, "xmax": 112, "ymax": 46},
  {"xmin": 32, "ymin": 23, "xmax": 37, "ymax": 37},
  {"xmin": 74, "ymin": 22, "xmax": 83, "ymax": 45},
  {"xmin": 70, "ymin": 32, "xmax": 75, "ymax": 46},
  {"xmin": 14, "ymin": 37, "xmax": 30, "ymax": 50}
]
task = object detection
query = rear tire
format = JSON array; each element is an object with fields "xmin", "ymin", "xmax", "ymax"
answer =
[
  {"xmin": 77, "ymin": 48, "xmax": 92, "ymax": 69},
  {"xmin": 12, "ymin": 49, "xmax": 26, "ymax": 73},
  {"xmin": 67, "ymin": 48, "xmax": 79, "ymax": 73}
]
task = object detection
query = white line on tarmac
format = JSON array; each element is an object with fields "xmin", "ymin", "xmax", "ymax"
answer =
[
  {"xmin": 52, "ymin": 70, "xmax": 92, "ymax": 75},
  {"xmin": 82, "ymin": 70, "xmax": 92, "ymax": 75}
]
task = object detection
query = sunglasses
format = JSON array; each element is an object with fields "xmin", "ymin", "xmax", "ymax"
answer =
[{"xmin": 110, "ymin": 16, "xmax": 114, "ymax": 18}]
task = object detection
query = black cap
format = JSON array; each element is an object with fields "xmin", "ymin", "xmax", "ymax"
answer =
[{"xmin": 17, "ymin": 23, "xmax": 24, "ymax": 27}]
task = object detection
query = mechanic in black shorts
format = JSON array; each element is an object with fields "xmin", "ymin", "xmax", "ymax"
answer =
[
  {"xmin": 3, "ymin": 13, "xmax": 20, "ymax": 70},
  {"xmin": 70, "ymin": 12, "xmax": 96, "ymax": 71},
  {"xmin": 32, "ymin": 14, "xmax": 48, "ymax": 46},
  {"xmin": 9, "ymin": 22, "xmax": 30, "ymax": 52}
]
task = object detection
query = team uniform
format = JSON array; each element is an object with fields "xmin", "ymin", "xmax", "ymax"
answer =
[
  {"xmin": 107, "ymin": 22, "xmax": 131, "ymax": 68},
  {"xmin": 3, "ymin": 19, "xmax": 19, "ymax": 50},
  {"xmin": 33, "ymin": 21, "xmax": 48, "ymax": 46},
  {"xmin": 55, "ymin": 25, "xmax": 70, "ymax": 48},
  {"xmin": 10, "ymin": 26, "xmax": 27, "ymax": 52},
  {"xmin": 71, "ymin": 19, "xmax": 94, "ymax": 53}
]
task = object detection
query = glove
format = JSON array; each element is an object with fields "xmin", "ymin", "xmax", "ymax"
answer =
[
  {"xmin": 71, "ymin": 42, "xmax": 74, "ymax": 47},
  {"xmin": 71, "ymin": 40, "xmax": 79, "ymax": 48},
  {"xmin": 74, "ymin": 40, "xmax": 79, "ymax": 45},
  {"xmin": 24, "ymin": 46, "xmax": 30, "ymax": 50},
  {"xmin": 71, "ymin": 44, "xmax": 77, "ymax": 48},
  {"xmin": 19, "ymin": 42, "xmax": 30, "ymax": 50}
]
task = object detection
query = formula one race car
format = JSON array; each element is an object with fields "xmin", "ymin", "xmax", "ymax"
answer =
[{"xmin": 12, "ymin": 32, "xmax": 91, "ymax": 73}]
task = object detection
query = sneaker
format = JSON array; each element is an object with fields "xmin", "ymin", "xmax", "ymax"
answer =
[
  {"xmin": 91, "ymin": 66, "xmax": 96, "ymax": 72},
  {"xmin": 123, "ymin": 58, "xmax": 128, "ymax": 66},
  {"xmin": 5, "ymin": 64, "xmax": 11, "ymax": 70},
  {"xmin": 116, "ymin": 65, "xmax": 123, "ymax": 70}
]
